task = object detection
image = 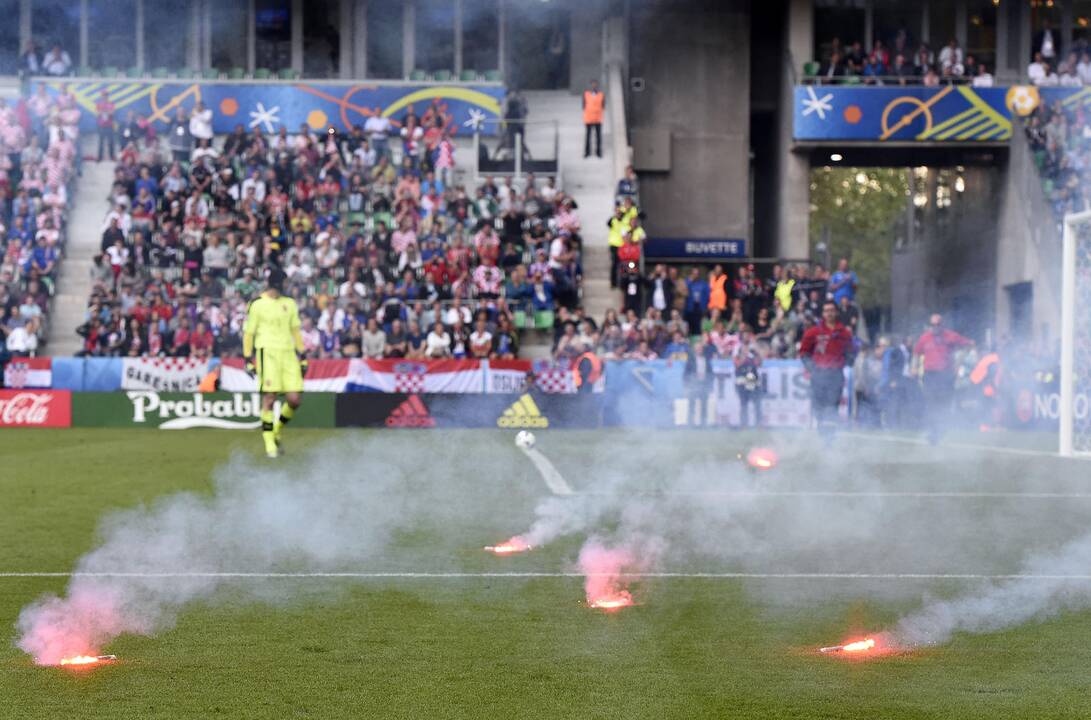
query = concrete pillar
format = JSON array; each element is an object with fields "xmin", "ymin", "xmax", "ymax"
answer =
[
  {"xmin": 921, "ymin": 2, "xmax": 930, "ymax": 45},
  {"xmin": 187, "ymin": 0, "xmax": 200, "ymax": 70},
  {"xmin": 247, "ymin": 0, "xmax": 256, "ymax": 73},
  {"xmin": 19, "ymin": 0, "xmax": 30, "ymax": 53},
  {"xmin": 1018, "ymin": 0, "xmax": 1031, "ymax": 72},
  {"xmin": 995, "ymin": 0, "xmax": 1008, "ymax": 79},
  {"xmin": 403, "ymin": 1, "xmax": 415, "ymax": 78},
  {"xmin": 864, "ymin": 0, "xmax": 873, "ymax": 51},
  {"xmin": 291, "ymin": 0, "xmax": 303, "ymax": 75},
  {"xmin": 353, "ymin": 0, "xmax": 368, "ymax": 78},
  {"xmin": 497, "ymin": 0, "xmax": 506, "ymax": 77},
  {"xmin": 201, "ymin": 0, "xmax": 212, "ymax": 71},
  {"xmin": 79, "ymin": 0, "xmax": 89, "ymax": 69},
  {"xmin": 955, "ymin": 0, "xmax": 967, "ymax": 52},
  {"xmin": 453, "ymin": 0, "xmax": 463, "ymax": 75},
  {"xmin": 1062, "ymin": 2, "xmax": 1074, "ymax": 62},
  {"xmin": 135, "ymin": 0, "xmax": 144, "ymax": 71},
  {"xmin": 339, "ymin": 0, "xmax": 352, "ymax": 79},
  {"xmin": 775, "ymin": 0, "xmax": 813, "ymax": 261}
]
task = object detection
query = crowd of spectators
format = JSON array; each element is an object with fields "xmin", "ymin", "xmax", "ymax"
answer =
[
  {"xmin": 810, "ymin": 35, "xmax": 994, "ymax": 87},
  {"xmin": 1025, "ymin": 97, "xmax": 1091, "ymax": 222},
  {"xmin": 0, "ymin": 85, "xmax": 81, "ymax": 361},
  {"xmin": 77, "ymin": 97, "xmax": 586, "ymax": 360}
]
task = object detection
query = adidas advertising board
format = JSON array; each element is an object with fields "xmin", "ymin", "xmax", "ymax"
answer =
[{"xmin": 496, "ymin": 393, "xmax": 549, "ymax": 428}]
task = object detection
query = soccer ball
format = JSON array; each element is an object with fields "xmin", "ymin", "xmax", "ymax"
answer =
[
  {"xmin": 515, "ymin": 430, "xmax": 536, "ymax": 450},
  {"xmin": 1006, "ymin": 85, "xmax": 1040, "ymax": 117}
]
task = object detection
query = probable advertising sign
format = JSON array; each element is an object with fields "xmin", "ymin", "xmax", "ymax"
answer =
[
  {"xmin": 71, "ymin": 392, "xmax": 334, "ymax": 429},
  {"xmin": 0, "ymin": 390, "xmax": 71, "ymax": 427}
]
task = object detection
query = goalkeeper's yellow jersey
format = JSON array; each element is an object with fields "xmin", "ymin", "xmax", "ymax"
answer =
[{"xmin": 243, "ymin": 293, "xmax": 303, "ymax": 352}]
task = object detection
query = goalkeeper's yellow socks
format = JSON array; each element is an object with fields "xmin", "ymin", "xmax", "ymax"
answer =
[
  {"xmin": 261, "ymin": 409, "xmax": 277, "ymax": 458},
  {"xmin": 274, "ymin": 403, "xmax": 294, "ymax": 441}
]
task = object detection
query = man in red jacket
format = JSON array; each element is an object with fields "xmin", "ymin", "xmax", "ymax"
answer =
[
  {"xmin": 800, "ymin": 301, "xmax": 855, "ymax": 443},
  {"xmin": 914, "ymin": 313, "xmax": 973, "ymax": 444}
]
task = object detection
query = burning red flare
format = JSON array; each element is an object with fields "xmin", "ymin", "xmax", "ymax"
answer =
[
  {"xmin": 57, "ymin": 655, "xmax": 117, "ymax": 667},
  {"xmin": 746, "ymin": 447, "xmax": 778, "ymax": 470},
  {"xmin": 484, "ymin": 536, "xmax": 531, "ymax": 554},
  {"xmin": 819, "ymin": 638, "xmax": 876, "ymax": 654},
  {"xmin": 588, "ymin": 591, "xmax": 634, "ymax": 611}
]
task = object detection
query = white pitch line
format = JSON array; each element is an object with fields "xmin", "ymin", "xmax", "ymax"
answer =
[
  {"xmin": 840, "ymin": 431, "xmax": 1086, "ymax": 459},
  {"xmin": 579, "ymin": 490, "xmax": 1091, "ymax": 498},
  {"xmin": 3, "ymin": 572, "xmax": 1091, "ymax": 580},
  {"xmin": 522, "ymin": 446, "xmax": 574, "ymax": 495}
]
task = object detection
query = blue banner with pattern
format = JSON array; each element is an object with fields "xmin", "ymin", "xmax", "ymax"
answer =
[
  {"xmin": 794, "ymin": 85, "xmax": 1091, "ymax": 142},
  {"xmin": 32, "ymin": 79, "xmax": 505, "ymax": 136}
]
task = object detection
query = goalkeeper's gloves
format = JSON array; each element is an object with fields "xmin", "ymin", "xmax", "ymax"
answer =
[
  {"xmin": 297, "ymin": 352, "xmax": 309, "ymax": 374},
  {"xmin": 244, "ymin": 356, "xmax": 256, "ymax": 376}
]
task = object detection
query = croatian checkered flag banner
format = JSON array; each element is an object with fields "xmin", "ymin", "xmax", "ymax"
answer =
[
  {"xmin": 534, "ymin": 360, "xmax": 576, "ymax": 394},
  {"xmin": 3, "ymin": 358, "xmax": 52, "ymax": 388},
  {"xmin": 121, "ymin": 357, "xmax": 210, "ymax": 392}
]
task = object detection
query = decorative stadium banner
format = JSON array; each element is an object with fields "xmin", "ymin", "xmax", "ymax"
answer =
[
  {"xmin": 121, "ymin": 357, "xmax": 210, "ymax": 392},
  {"xmin": 3, "ymin": 357, "xmax": 52, "ymax": 389},
  {"xmin": 0, "ymin": 390, "xmax": 71, "ymax": 427},
  {"xmin": 34, "ymin": 79, "xmax": 504, "ymax": 137},
  {"xmin": 71, "ymin": 392, "xmax": 334, "ymax": 429},
  {"xmin": 794, "ymin": 85, "xmax": 1091, "ymax": 142}
]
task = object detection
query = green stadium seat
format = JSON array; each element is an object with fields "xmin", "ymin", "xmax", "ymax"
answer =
[
  {"xmin": 802, "ymin": 61, "xmax": 819, "ymax": 77},
  {"xmin": 101, "ymin": 66, "xmax": 119, "ymax": 78},
  {"xmin": 347, "ymin": 212, "xmax": 367, "ymax": 227},
  {"xmin": 513, "ymin": 310, "xmax": 527, "ymax": 329},
  {"xmin": 151, "ymin": 66, "xmax": 170, "ymax": 79},
  {"xmin": 254, "ymin": 68, "xmax": 272, "ymax": 80},
  {"xmin": 533, "ymin": 310, "xmax": 555, "ymax": 329},
  {"xmin": 843, "ymin": 75, "xmax": 862, "ymax": 85},
  {"xmin": 77, "ymin": 65, "xmax": 94, "ymax": 77},
  {"xmin": 432, "ymin": 69, "xmax": 452, "ymax": 82},
  {"xmin": 228, "ymin": 67, "xmax": 246, "ymax": 80},
  {"xmin": 277, "ymin": 68, "xmax": 298, "ymax": 80},
  {"xmin": 201, "ymin": 68, "xmax": 220, "ymax": 80},
  {"xmin": 409, "ymin": 69, "xmax": 428, "ymax": 81},
  {"xmin": 483, "ymin": 69, "xmax": 502, "ymax": 82},
  {"xmin": 459, "ymin": 70, "xmax": 478, "ymax": 82},
  {"xmin": 126, "ymin": 66, "xmax": 143, "ymax": 78}
]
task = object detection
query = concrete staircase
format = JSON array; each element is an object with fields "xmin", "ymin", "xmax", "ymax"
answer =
[
  {"xmin": 47, "ymin": 156, "xmax": 115, "ymax": 356},
  {"xmin": 520, "ymin": 90, "xmax": 619, "ymax": 356}
]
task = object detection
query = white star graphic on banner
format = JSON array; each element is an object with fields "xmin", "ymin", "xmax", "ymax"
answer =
[
  {"xmin": 462, "ymin": 108, "xmax": 486, "ymax": 132},
  {"xmin": 248, "ymin": 102, "xmax": 281, "ymax": 133},
  {"xmin": 801, "ymin": 86, "xmax": 834, "ymax": 120}
]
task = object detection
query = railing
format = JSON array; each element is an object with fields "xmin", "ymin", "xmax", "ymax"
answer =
[{"xmin": 471, "ymin": 119, "xmax": 560, "ymax": 184}]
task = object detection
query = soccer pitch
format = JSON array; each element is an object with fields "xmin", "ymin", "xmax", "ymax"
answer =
[{"xmin": 4, "ymin": 427, "xmax": 1091, "ymax": 719}]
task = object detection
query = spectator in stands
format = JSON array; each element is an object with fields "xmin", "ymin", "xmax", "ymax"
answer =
[
  {"xmin": 42, "ymin": 44, "xmax": 72, "ymax": 76},
  {"xmin": 189, "ymin": 102, "xmax": 214, "ymax": 148},
  {"xmin": 1034, "ymin": 20, "xmax": 1061, "ymax": 66},
  {"xmin": 1029, "ymin": 53, "xmax": 1047, "ymax": 85},
  {"xmin": 95, "ymin": 91, "xmax": 116, "ymax": 162},
  {"xmin": 19, "ymin": 41, "xmax": 40, "ymax": 76},
  {"xmin": 617, "ymin": 165, "xmax": 639, "ymax": 204},
  {"xmin": 362, "ymin": 317, "xmax": 385, "ymax": 358},
  {"xmin": 972, "ymin": 63, "xmax": 994, "ymax": 87}
]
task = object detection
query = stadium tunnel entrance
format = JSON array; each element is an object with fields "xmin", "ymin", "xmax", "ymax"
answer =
[{"xmin": 793, "ymin": 144, "xmax": 1009, "ymax": 342}]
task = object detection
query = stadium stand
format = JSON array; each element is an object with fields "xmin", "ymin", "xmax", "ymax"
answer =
[
  {"xmin": 0, "ymin": 85, "xmax": 80, "ymax": 361},
  {"xmin": 74, "ymin": 103, "xmax": 585, "ymax": 360},
  {"xmin": 1025, "ymin": 98, "xmax": 1090, "ymax": 224}
]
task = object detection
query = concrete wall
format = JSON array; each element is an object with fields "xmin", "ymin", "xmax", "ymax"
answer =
[
  {"xmin": 567, "ymin": 0, "xmax": 609, "ymax": 92},
  {"xmin": 627, "ymin": 0, "xmax": 750, "ymax": 241}
]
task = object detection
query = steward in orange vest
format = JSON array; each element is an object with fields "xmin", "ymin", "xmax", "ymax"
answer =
[
  {"xmin": 582, "ymin": 80, "xmax": 605, "ymax": 158},
  {"xmin": 574, "ymin": 351, "xmax": 603, "ymax": 394}
]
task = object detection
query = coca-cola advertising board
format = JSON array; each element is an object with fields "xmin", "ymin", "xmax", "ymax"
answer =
[{"xmin": 0, "ymin": 390, "xmax": 72, "ymax": 427}]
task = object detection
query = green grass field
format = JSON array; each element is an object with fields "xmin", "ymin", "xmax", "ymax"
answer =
[{"xmin": 4, "ymin": 427, "xmax": 1091, "ymax": 719}]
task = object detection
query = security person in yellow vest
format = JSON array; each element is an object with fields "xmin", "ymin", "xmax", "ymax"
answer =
[
  {"xmin": 607, "ymin": 198, "xmax": 639, "ymax": 288},
  {"xmin": 583, "ymin": 80, "xmax": 605, "ymax": 158}
]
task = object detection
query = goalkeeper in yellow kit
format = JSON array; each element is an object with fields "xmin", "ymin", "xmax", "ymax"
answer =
[{"xmin": 242, "ymin": 269, "xmax": 307, "ymax": 458}]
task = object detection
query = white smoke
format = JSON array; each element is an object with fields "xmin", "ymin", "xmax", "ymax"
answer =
[{"xmin": 15, "ymin": 435, "xmax": 492, "ymax": 665}]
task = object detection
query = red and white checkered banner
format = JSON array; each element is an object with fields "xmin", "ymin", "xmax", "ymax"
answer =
[
  {"xmin": 3, "ymin": 357, "xmax": 52, "ymax": 388},
  {"xmin": 122, "ymin": 357, "xmax": 210, "ymax": 392},
  {"xmin": 347, "ymin": 359, "xmax": 483, "ymax": 393},
  {"xmin": 533, "ymin": 360, "xmax": 576, "ymax": 394}
]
